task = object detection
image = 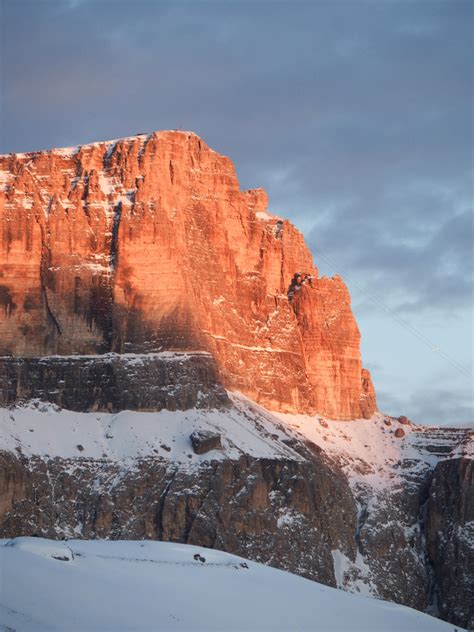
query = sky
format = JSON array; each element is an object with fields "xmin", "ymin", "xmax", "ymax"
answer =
[{"xmin": 0, "ymin": 0, "xmax": 472, "ymax": 425}]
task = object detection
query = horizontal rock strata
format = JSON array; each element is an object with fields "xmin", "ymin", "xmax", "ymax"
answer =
[{"xmin": 0, "ymin": 352, "xmax": 229, "ymax": 412}]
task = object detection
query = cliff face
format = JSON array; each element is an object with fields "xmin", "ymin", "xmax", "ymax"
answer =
[
  {"xmin": 1, "ymin": 130, "xmax": 472, "ymax": 630},
  {"xmin": 0, "ymin": 352, "xmax": 229, "ymax": 412},
  {"xmin": 1, "ymin": 401, "xmax": 472, "ymax": 628},
  {"xmin": 0, "ymin": 131, "xmax": 375, "ymax": 419},
  {"xmin": 425, "ymin": 457, "xmax": 473, "ymax": 628}
]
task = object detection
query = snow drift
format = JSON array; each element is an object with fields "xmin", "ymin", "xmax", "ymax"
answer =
[{"xmin": 0, "ymin": 537, "xmax": 464, "ymax": 631}]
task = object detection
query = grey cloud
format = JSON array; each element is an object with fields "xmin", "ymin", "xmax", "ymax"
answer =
[
  {"xmin": 377, "ymin": 386, "xmax": 473, "ymax": 427},
  {"xmin": 307, "ymin": 199, "xmax": 473, "ymax": 315}
]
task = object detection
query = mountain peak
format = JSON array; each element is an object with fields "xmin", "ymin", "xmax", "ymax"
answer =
[
  {"xmin": 0, "ymin": 130, "xmax": 375, "ymax": 419},
  {"xmin": 0, "ymin": 129, "xmax": 206, "ymax": 160}
]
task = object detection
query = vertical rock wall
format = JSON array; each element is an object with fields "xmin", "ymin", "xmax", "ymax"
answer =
[{"xmin": 0, "ymin": 130, "xmax": 376, "ymax": 418}]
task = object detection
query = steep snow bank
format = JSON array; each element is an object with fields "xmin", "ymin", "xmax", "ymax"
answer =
[{"xmin": 0, "ymin": 537, "xmax": 462, "ymax": 631}]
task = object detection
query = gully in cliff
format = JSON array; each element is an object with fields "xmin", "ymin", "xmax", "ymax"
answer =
[{"xmin": 287, "ymin": 272, "xmax": 314, "ymax": 300}]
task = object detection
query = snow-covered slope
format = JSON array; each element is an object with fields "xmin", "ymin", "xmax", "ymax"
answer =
[
  {"xmin": 0, "ymin": 537, "xmax": 463, "ymax": 631},
  {"xmin": 0, "ymin": 394, "xmax": 302, "ymax": 465},
  {"xmin": 2, "ymin": 393, "xmax": 470, "ymax": 472},
  {"xmin": 273, "ymin": 407, "xmax": 473, "ymax": 490}
]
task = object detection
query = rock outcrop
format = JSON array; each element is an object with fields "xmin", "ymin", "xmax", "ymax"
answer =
[
  {"xmin": 1, "ymin": 129, "xmax": 471, "ymax": 629},
  {"xmin": 190, "ymin": 430, "xmax": 222, "ymax": 454},
  {"xmin": 0, "ymin": 452, "xmax": 357, "ymax": 590},
  {"xmin": 0, "ymin": 352, "xmax": 229, "ymax": 412},
  {"xmin": 425, "ymin": 457, "xmax": 473, "ymax": 629},
  {"xmin": 0, "ymin": 131, "xmax": 375, "ymax": 419}
]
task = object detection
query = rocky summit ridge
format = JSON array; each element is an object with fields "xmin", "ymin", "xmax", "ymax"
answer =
[{"xmin": 0, "ymin": 130, "xmax": 375, "ymax": 419}]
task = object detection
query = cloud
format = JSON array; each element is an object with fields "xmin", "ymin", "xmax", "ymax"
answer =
[
  {"xmin": 377, "ymin": 385, "xmax": 473, "ymax": 427},
  {"xmin": 307, "ymin": 198, "xmax": 473, "ymax": 315}
]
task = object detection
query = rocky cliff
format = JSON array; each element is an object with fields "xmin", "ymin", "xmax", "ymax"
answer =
[
  {"xmin": 0, "ymin": 352, "xmax": 229, "ymax": 412},
  {"xmin": 0, "ymin": 130, "xmax": 375, "ymax": 419},
  {"xmin": 0, "ymin": 399, "xmax": 472, "ymax": 628}
]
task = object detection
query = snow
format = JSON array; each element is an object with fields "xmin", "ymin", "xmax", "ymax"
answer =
[
  {"xmin": 0, "ymin": 385, "xmax": 470, "ymax": 622},
  {"xmin": 98, "ymin": 172, "xmax": 115, "ymax": 195},
  {"xmin": 0, "ymin": 537, "xmax": 462, "ymax": 631},
  {"xmin": 47, "ymin": 262, "xmax": 111, "ymax": 274},
  {"xmin": 255, "ymin": 210, "xmax": 283, "ymax": 222},
  {"xmin": 331, "ymin": 549, "xmax": 374, "ymax": 597},
  {"xmin": 0, "ymin": 351, "xmax": 211, "ymax": 361},
  {"xmin": 1, "ymin": 388, "xmax": 470, "ymax": 478},
  {"xmin": 271, "ymin": 409, "xmax": 473, "ymax": 490},
  {"xmin": 0, "ymin": 394, "xmax": 302, "ymax": 465},
  {"xmin": 202, "ymin": 332, "xmax": 300, "ymax": 354},
  {"xmin": 276, "ymin": 509, "xmax": 305, "ymax": 529},
  {"xmin": 255, "ymin": 210, "xmax": 273, "ymax": 220},
  {"xmin": 51, "ymin": 146, "xmax": 79, "ymax": 157},
  {"xmin": 0, "ymin": 169, "xmax": 13, "ymax": 192}
]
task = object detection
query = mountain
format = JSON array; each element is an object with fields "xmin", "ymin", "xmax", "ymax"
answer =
[
  {"xmin": 0, "ymin": 131, "xmax": 472, "ymax": 630},
  {"xmin": 1, "ymin": 537, "xmax": 462, "ymax": 632},
  {"xmin": 0, "ymin": 130, "xmax": 375, "ymax": 419}
]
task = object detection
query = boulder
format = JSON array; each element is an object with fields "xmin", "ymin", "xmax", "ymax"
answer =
[{"xmin": 190, "ymin": 430, "xmax": 222, "ymax": 454}]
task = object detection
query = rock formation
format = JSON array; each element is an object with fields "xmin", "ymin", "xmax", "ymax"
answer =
[
  {"xmin": 425, "ymin": 457, "xmax": 473, "ymax": 627},
  {"xmin": 0, "ymin": 131, "xmax": 375, "ymax": 419},
  {"xmin": 0, "ymin": 352, "xmax": 228, "ymax": 412},
  {"xmin": 0, "ymin": 401, "xmax": 472, "ymax": 629},
  {"xmin": 0, "ymin": 130, "xmax": 471, "ymax": 629}
]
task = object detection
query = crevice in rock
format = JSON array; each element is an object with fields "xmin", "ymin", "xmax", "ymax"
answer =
[
  {"xmin": 100, "ymin": 201, "xmax": 123, "ymax": 351},
  {"xmin": 156, "ymin": 467, "xmax": 178, "ymax": 539},
  {"xmin": 419, "ymin": 485, "xmax": 440, "ymax": 620},
  {"xmin": 109, "ymin": 201, "xmax": 122, "ymax": 270},
  {"xmin": 36, "ymin": 222, "xmax": 62, "ymax": 337},
  {"xmin": 103, "ymin": 142, "xmax": 117, "ymax": 170},
  {"xmin": 184, "ymin": 461, "xmax": 219, "ymax": 543},
  {"xmin": 40, "ymin": 274, "xmax": 62, "ymax": 337},
  {"xmin": 354, "ymin": 494, "xmax": 369, "ymax": 557}
]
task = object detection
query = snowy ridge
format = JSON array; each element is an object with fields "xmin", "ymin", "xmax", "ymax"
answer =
[
  {"xmin": 0, "ymin": 130, "xmax": 204, "ymax": 160},
  {"xmin": 0, "ymin": 537, "xmax": 462, "ymax": 631}
]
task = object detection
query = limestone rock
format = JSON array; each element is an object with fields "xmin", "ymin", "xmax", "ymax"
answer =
[
  {"xmin": 425, "ymin": 457, "xmax": 473, "ymax": 629},
  {"xmin": 0, "ymin": 449, "xmax": 357, "ymax": 591},
  {"xmin": 0, "ymin": 131, "xmax": 376, "ymax": 419},
  {"xmin": 0, "ymin": 353, "xmax": 229, "ymax": 412},
  {"xmin": 190, "ymin": 430, "xmax": 222, "ymax": 454}
]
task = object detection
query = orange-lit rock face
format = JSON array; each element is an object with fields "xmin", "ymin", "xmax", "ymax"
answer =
[{"xmin": 0, "ymin": 131, "xmax": 376, "ymax": 418}]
